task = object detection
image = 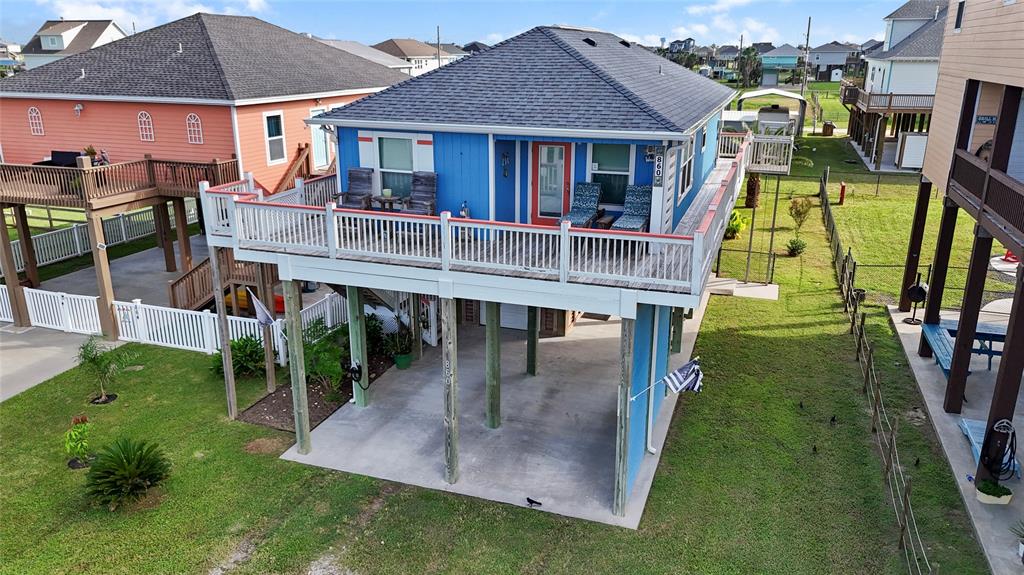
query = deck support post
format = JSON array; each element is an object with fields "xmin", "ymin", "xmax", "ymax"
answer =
[
  {"xmin": 898, "ymin": 177, "xmax": 932, "ymax": 311},
  {"xmin": 154, "ymin": 202, "xmax": 176, "ymax": 273},
  {"xmin": 670, "ymin": 307, "xmax": 684, "ymax": 354},
  {"xmin": 256, "ymin": 263, "xmax": 276, "ymax": 392},
  {"xmin": 171, "ymin": 197, "xmax": 192, "ymax": 272},
  {"xmin": 441, "ymin": 296, "xmax": 459, "ymax": 483},
  {"xmin": 874, "ymin": 115, "xmax": 888, "ymax": 171},
  {"xmin": 919, "ymin": 198, "xmax": 958, "ymax": 357},
  {"xmin": 526, "ymin": 305, "xmax": 539, "ymax": 375},
  {"xmin": 209, "ymin": 245, "xmax": 237, "ymax": 418},
  {"xmin": 410, "ymin": 293, "xmax": 423, "ymax": 360},
  {"xmin": 613, "ymin": 317, "xmax": 635, "ymax": 517},
  {"xmin": 944, "ymin": 226, "xmax": 993, "ymax": 414},
  {"xmin": 85, "ymin": 211, "xmax": 117, "ymax": 340},
  {"xmin": 346, "ymin": 286, "xmax": 370, "ymax": 407},
  {"xmin": 13, "ymin": 205, "xmax": 39, "ymax": 287},
  {"xmin": 976, "ymin": 266, "xmax": 1024, "ymax": 482},
  {"xmin": 485, "ymin": 301, "xmax": 501, "ymax": 429},
  {"xmin": 284, "ymin": 279, "xmax": 311, "ymax": 453},
  {"xmin": 0, "ymin": 206, "xmax": 30, "ymax": 327}
]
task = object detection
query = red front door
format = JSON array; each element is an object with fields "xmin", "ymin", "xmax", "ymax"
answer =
[{"xmin": 530, "ymin": 142, "xmax": 572, "ymax": 225}]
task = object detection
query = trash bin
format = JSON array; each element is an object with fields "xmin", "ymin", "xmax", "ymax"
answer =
[{"xmin": 822, "ymin": 121, "xmax": 835, "ymax": 137}]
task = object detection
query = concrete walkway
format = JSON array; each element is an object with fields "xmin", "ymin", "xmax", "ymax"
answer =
[
  {"xmin": 283, "ymin": 292, "xmax": 710, "ymax": 528},
  {"xmin": 889, "ymin": 306, "xmax": 1022, "ymax": 574},
  {"xmin": 0, "ymin": 325, "xmax": 120, "ymax": 401}
]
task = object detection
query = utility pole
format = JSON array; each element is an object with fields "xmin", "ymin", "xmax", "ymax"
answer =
[
  {"xmin": 801, "ymin": 17, "xmax": 811, "ymax": 95},
  {"xmin": 436, "ymin": 25, "xmax": 442, "ymax": 69},
  {"xmin": 738, "ymin": 33, "xmax": 744, "ymax": 88}
]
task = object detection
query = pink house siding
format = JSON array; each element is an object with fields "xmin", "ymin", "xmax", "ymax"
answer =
[{"xmin": 0, "ymin": 98, "xmax": 235, "ymax": 165}]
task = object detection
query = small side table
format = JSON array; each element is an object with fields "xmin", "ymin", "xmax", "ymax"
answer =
[
  {"xmin": 372, "ymin": 195, "xmax": 401, "ymax": 212},
  {"xmin": 594, "ymin": 214, "xmax": 616, "ymax": 229}
]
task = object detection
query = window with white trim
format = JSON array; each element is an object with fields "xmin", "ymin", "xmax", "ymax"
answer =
[
  {"xmin": 378, "ymin": 137, "xmax": 414, "ymax": 196},
  {"xmin": 137, "ymin": 111, "xmax": 154, "ymax": 141},
  {"xmin": 676, "ymin": 135, "xmax": 695, "ymax": 206},
  {"xmin": 27, "ymin": 107, "xmax": 44, "ymax": 136},
  {"xmin": 590, "ymin": 143, "xmax": 633, "ymax": 205},
  {"xmin": 264, "ymin": 112, "xmax": 286, "ymax": 164},
  {"xmin": 701, "ymin": 126, "xmax": 707, "ymax": 152},
  {"xmin": 185, "ymin": 113, "xmax": 203, "ymax": 144},
  {"xmin": 954, "ymin": 0, "xmax": 966, "ymax": 30}
]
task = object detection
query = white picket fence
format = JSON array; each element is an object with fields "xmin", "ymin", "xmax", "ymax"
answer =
[
  {"xmin": 0, "ymin": 285, "xmax": 14, "ymax": 323},
  {"xmin": 24, "ymin": 288, "xmax": 103, "ymax": 334},
  {"xmin": 7, "ymin": 198, "xmax": 198, "ymax": 273}
]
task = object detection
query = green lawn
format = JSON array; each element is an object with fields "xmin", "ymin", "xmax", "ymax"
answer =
[
  {"xmin": 5, "ymin": 206, "xmax": 86, "ymax": 240},
  {"xmin": 0, "ymin": 188, "xmax": 987, "ymax": 573}
]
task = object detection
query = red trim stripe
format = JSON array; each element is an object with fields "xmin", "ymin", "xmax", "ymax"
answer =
[
  {"xmin": 416, "ymin": 139, "xmax": 433, "ymax": 145},
  {"xmin": 357, "ymin": 136, "xmax": 373, "ymax": 142}
]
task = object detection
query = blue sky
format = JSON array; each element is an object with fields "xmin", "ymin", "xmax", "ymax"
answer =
[{"xmin": 0, "ymin": 0, "xmax": 897, "ymax": 49}]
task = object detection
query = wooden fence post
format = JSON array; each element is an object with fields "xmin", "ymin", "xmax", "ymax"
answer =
[
  {"xmin": 871, "ymin": 382, "xmax": 882, "ymax": 433},
  {"xmin": 862, "ymin": 347, "xmax": 873, "ymax": 395},
  {"xmin": 883, "ymin": 417, "xmax": 900, "ymax": 478},
  {"xmin": 898, "ymin": 478, "xmax": 912, "ymax": 549}
]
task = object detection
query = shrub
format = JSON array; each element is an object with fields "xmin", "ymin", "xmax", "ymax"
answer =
[
  {"xmin": 365, "ymin": 313, "xmax": 388, "ymax": 357},
  {"xmin": 85, "ymin": 438, "xmax": 171, "ymax": 510},
  {"xmin": 77, "ymin": 337, "xmax": 137, "ymax": 403},
  {"xmin": 788, "ymin": 197, "xmax": 813, "ymax": 235},
  {"xmin": 786, "ymin": 238, "xmax": 807, "ymax": 257},
  {"xmin": 723, "ymin": 209, "xmax": 748, "ymax": 240},
  {"xmin": 210, "ymin": 335, "xmax": 265, "ymax": 377},
  {"xmin": 791, "ymin": 156, "xmax": 814, "ymax": 168},
  {"xmin": 63, "ymin": 415, "xmax": 92, "ymax": 461},
  {"xmin": 977, "ymin": 478, "xmax": 1012, "ymax": 497},
  {"xmin": 304, "ymin": 320, "xmax": 350, "ymax": 401}
]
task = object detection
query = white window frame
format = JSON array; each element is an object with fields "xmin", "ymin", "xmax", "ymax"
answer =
[
  {"xmin": 137, "ymin": 111, "xmax": 155, "ymax": 141},
  {"xmin": 185, "ymin": 113, "xmax": 203, "ymax": 144},
  {"xmin": 954, "ymin": 0, "xmax": 966, "ymax": 31},
  {"xmin": 27, "ymin": 107, "xmax": 44, "ymax": 136},
  {"xmin": 262, "ymin": 110, "xmax": 287, "ymax": 166},
  {"xmin": 676, "ymin": 135, "xmax": 696, "ymax": 206},
  {"xmin": 585, "ymin": 143, "xmax": 635, "ymax": 208},
  {"xmin": 357, "ymin": 130, "xmax": 433, "ymax": 194},
  {"xmin": 377, "ymin": 135, "xmax": 415, "ymax": 195},
  {"xmin": 701, "ymin": 125, "xmax": 707, "ymax": 152}
]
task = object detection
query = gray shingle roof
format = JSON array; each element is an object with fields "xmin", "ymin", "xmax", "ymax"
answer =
[
  {"xmin": 868, "ymin": 8, "xmax": 946, "ymax": 60},
  {"xmin": 811, "ymin": 41, "xmax": 860, "ymax": 53},
  {"xmin": 886, "ymin": 0, "xmax": 945, "ymax": 19},
  {"xmin": 763, "ymin": 43, "xmax": 802, "ymax": 57},
  {"xmin": 372, "ymin": 39, "xmax": 452, "ymax": 59},
  {"xmin": 316, "ymin": 38, "xmax": 413, "ymax": 70},
  {"xmin": 316, "ymin": 26, "xmax": 734, "ymax": 135},
  {"xmin": 1, "ymin": 14, "xmax": 408, "ymax": 100},
  {"xmin": 21, "ymin": 20, "xmax": 122, "ymax": 56}
]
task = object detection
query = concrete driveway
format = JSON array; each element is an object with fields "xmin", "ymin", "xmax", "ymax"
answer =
[{"xmin": 0, "ymin": 325, "xmax": 117, "ymax": 401}]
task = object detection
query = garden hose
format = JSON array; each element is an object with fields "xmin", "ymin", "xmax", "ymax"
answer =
[{"xmin": 983, "ymin": 419, "xmax": 1017, "ymax": 482}]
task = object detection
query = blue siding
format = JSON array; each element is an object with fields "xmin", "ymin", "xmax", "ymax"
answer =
[
  {"xmin": 494, "ymin": 139, "xmax": 516, "ymax": 222},
  {"xmin": 652, "ymin": 305, "xmax": 671, "ymax": 418},
  {"xmin": 518, "ymin": 140, "xmax": 529, "ymax": 223},
  {"xmin": 633, "ymin": 145, "xmax": 654, "ymax": 186},
  {"xmin": 673, "ymin": 110, "xmax": 724, "ymax": 228},
  {"xmin": 337, "ymin": 127, "xmax": 361, "ymax": 192},
  {"xmin": 432, "ymin": 132, "xmax": 490, "ymax": 218},
  {"xmin": 573, "ymin": 142, "xmax": 588, "ymax": 187},
  {"xmin": 702, "ymin": 113, "xmax": 721, "ymax": 178},
  {"xmin": 627, "ymin": 303, "xmax": 655, "ymax": 492}
]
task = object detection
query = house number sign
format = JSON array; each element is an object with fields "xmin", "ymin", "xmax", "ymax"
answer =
[{"xmin": 652, "ymin": 146, "xmax": 666, "ymax": 187}]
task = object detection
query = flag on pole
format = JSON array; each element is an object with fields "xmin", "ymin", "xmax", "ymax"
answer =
[
  {"xmin": 662, "ymin": 357, "xmax": 703, "ymax": 394},
  {"xmin": 246, "ymin": 288, "xmax": 275, "ymax": 327}
]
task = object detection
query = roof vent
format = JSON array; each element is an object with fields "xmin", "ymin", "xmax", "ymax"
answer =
[
  {"xmin": 934, "ymin": 5, "xmax": 940, "ymax": 20},
  {"xmin": 619, "ymin": 39, "xmax": 631, "ymax": 48},
  {"xmin": 582, "ymin": 37, "xmax": 597, "ymax": 47},
  {"xmin": 176, "ymin": 42, "xmax": 183, "ymax": 54},
  {"xmin": 658, "ymin": 64, "xmax": 663, "ymax": 75},
  {"xmin": 79, "ymin": 68, "xmax": 85, "ymax": 79}
]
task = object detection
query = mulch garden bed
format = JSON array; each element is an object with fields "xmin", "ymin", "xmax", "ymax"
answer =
[{"xmin": 238, "ymin": 354, "xmax": 394, "ymax": 432}]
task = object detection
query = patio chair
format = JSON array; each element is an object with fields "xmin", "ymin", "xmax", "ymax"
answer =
[
  {"xmin": 610, "ymin": 185, "xmax": 653, "ymax": 232},
  {"xmin": 401, "ymin": 171, "xmax": 438, "ymax": 216},
  {"xmin": 563, "ymin": 182, "xmax": 602, "ymax": 228},
  {"xmin": 340, "ymin": 167, "xmax": 373, "ymax": 210}
]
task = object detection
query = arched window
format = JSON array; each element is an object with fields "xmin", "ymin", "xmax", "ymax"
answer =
[
  {"xmin": 185, "ymin": 113, "xmax": 203, "ymax": 144},
  {"xmin": 27, "ymin": 107, "xmax": 44, "ymax": 136},
  {"xmin": 137, "ymin": 111, "xmax": 154, "ymax": 141}
]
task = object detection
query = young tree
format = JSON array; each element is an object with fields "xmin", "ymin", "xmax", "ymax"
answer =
[
  {"xmin": 788, "ymin": 197, "xmax": 813, "ymax": 236},
  {"xmin": 77, "ymin": 337, "xmax": 136, "ymax": 403}
]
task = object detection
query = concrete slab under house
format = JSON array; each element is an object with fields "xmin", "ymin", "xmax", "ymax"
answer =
[{"xmin": 200, "ymin": 24, "xmax": 795, "ymax": 523}]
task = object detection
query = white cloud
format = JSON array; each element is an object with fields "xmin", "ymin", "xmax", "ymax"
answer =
[
  {"xmin": 34, "ymin": 0, "xmax": 265, "ymax": 32},
  {"xmin": 686, "ymin": 0, "xmax": 753, "ymax": 16},
  {"xmin": 741, "ymin": 17, "xmax": 780, "ymax": 43},
  {"xmin": 616, "ymin": 32, "xmax": 665, "ymax": 46}
]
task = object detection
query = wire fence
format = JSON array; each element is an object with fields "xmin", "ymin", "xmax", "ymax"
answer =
[{"xmin": 819, "ymin": 169, "xmax": 934, "ymax": 575}]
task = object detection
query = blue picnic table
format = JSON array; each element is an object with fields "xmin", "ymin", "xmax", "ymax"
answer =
[{"xmin": 939, "ymin": 319, "xmax": 1006, "ymax": 370}]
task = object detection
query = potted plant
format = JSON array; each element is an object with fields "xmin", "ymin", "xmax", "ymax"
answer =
[
  {"xmin": 976, "ymin": 478, "xmax": 1013, "ymax": 505},
  {"xmin": 1010, "ymin": 520, "xmax": 1024, "ymax": 560},
  {"xmin": 382, "ymin": 187, "xmax": 393, "ymax": 198},
  {"xmin": 64, "ymin": 415, "xmax": 93, "ymax": 469},
  {"xmin": 390, "ymin": 326, "xmax": 413, "ymax": 370}
]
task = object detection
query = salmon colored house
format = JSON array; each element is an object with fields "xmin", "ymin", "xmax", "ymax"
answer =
[{"xmin": 0, "ymin": 13, "xmax": 408, "ymax": 192}]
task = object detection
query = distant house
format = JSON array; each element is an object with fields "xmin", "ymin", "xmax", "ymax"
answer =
[
  {"xmin": 716, "ymin": 45, "xmax": 739, "ymax": 62},
  {"xmin": 759, "ymin": 43, "xmax": 802, "ymax": 86},
  {"xmin": 316, "ymin": 38, "xmax": 414, "ymax": 75},
  {"xmin": 809, "ymin": 41, "xmax": 862, "ymax": 80},
  {"xmin": 668, "ymin": 38, "xmax": 695, "ymax": 53},
  {"xmin": 439, "ymin": 43, "xmax": 469, "ymax": 60},
  {"xmin": 861, "ymin": 38, "xmax": 883, "ymax": 53},
  {"xmin": 373, "ymin": 38, "xmax": 459, "ymax": 76},
  {"xmin": 21, "ymin": 20, "xmax": 127, "ymax": 70},
  {"xmin": 462, "ymin": 41, "xmax": 490, "ymax": 54},
  {"xmin": 751, "ymin": 42, "xmax": 775, "ymax": 55},
  {"xmin": 0, "ymin": 38, "xmax": 21, "ymax": 59},
  {"xmin": 0, "ymin": 13, "xmax": 408, "ymax": 191}
]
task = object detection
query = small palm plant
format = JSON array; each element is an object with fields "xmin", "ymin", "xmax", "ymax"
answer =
[
  {"xmin": 77, "ymin": 337, "xmax": 136, "ymax": 404},
  {"xmin": 85, "ymin": 438, "xmax": 170, "ymax": 511}
]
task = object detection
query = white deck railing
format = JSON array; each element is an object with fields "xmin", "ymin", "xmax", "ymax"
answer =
[{"xmin": 720, "ymin": 131, "xmax": 791, "ymax": 175}]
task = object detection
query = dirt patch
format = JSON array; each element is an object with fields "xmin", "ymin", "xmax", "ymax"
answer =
[
  {"xmin": 243, "ymin": 436, "xmax": 293, "ymax": 455},
  {"xmin": 354, "ymin": 482, "xmax": 403, "ymax": 528},
  {"xmin": 306, "ymin": 553, "xmax": 357, "ymax": 575},
  {"xmin": 208, "ymin": 536, "xmax": 256, "ymax": 575},
  {"xmin": 904, "ymin": 406, "xmax": 928, "ymax": 426},
  {"xmin": 238, "ymin": 354, "xmax": 393, "ymax": 432},
  {"xmin": 126, "ymin": 488, "xmax": 166, "ymax": 513}
]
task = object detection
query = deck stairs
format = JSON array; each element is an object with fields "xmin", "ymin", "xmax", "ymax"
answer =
[{"xmin": 168, "ymin": 249, "xmax": 273, "ymax": 311}]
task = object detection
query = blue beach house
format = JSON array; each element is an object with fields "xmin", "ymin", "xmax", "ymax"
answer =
[{"xmin": 204, "ymin": 25, "xmax": 791, "ymax": 525}]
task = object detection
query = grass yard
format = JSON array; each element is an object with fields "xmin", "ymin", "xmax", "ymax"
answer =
[
  {"xmin": 4, "ymin": 206, "xmax": 86, "ymax": 240},
  {"xmin": 0, "ymin": 185, "xmax": 987, "ymax": 573}
]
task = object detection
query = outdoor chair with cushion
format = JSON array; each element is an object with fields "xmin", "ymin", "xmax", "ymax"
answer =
[
  {"xmin": 401, "ymin": 171, "xmax": 438, "ymax": 216},
  {"xmin": 610, "ymin": 185, "xmax": 653, "ymax": 232},
  {"xmin": 564, "ymin": 182, "xmax": 602, "ymax": 228},
  {"xmin": 340, "ymin": 167, "xmax": 373, "ymax": 210}
]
